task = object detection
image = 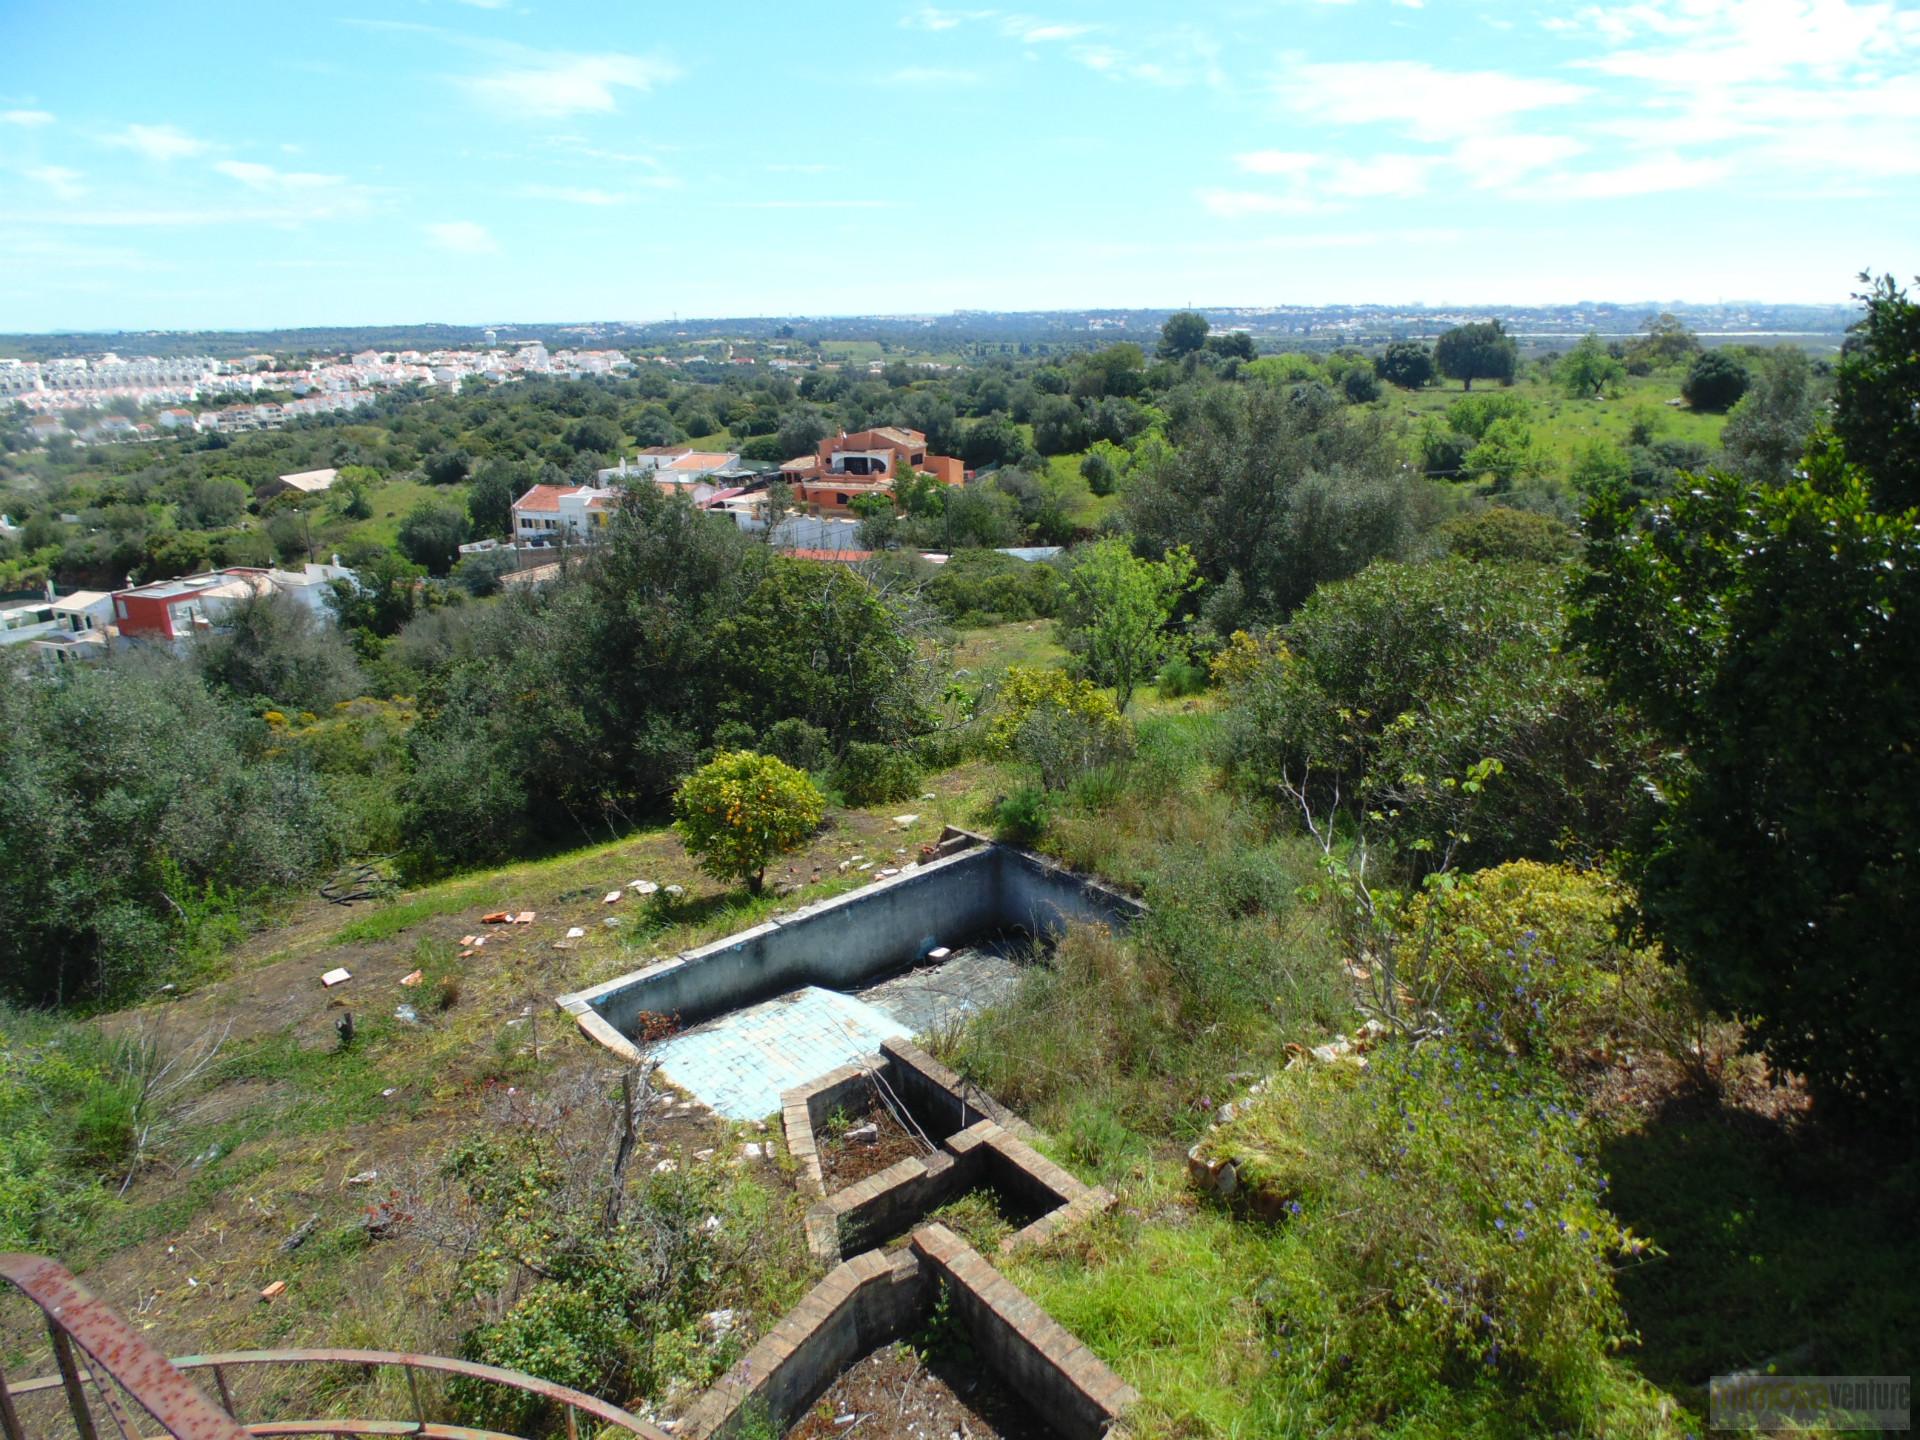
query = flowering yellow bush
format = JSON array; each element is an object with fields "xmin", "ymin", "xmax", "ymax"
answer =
[
  {"xmin": 672, "ymin": 751, "xmax": 825, "ymax": 895},
  {"xmin": 983, "ymin": 666, "xmax": 1125, "ymax": 755}
]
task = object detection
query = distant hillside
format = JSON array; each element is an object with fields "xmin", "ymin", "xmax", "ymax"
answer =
[{"xmin": 0, "ymin": 299, "xmax": 1861, "ymax": 361}]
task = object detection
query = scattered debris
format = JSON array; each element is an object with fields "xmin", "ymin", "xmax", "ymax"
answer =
[
  {"xmin": 741, "ymin": 1142, "xmax": 764, "ymax": 1160},
  {"xmin": 320, "ymin": 967, "xmax": 352, "ymax": 988},
  {"xmin": 654, "ymin": 1159, "xmax": 677, "ymax": 1174},
  {"xmin": 381, "ymin": 1087, "xmax": 398, "ymax": 1099},
  {"xmin": 845, "ymin": 1123, "xmax": 880, "ymax": 1145},
  {"xmin": 605, "ymin": 890, "xmax": 624, "ymax": 904},
  {"xmin": 604, "ymin": 916, "xmax": 623, "ymax": 928},
  {"xmin": 878, "ymin": 867, "xmax": 899, "ymax": 877},
  {"xmin": 513, "ymin": 911, "xmax": 535, "ymax": 924},
  {"xmin": 460, "ymin": 935, "xmax": 478, "ymax": 946},
  {"xmin": 480, "ymin": 911, "xmax": 510, "ymax": 925},
  {"xmin": 893, "ymin": 814, "xmax": 920, "ymax": 827},
  {"xmin": 630, "ymin": 880, "xmax": 659, "ymax": 895},
  {"xmin": 399, "ymin": 969, "xmax": 424, "ymax": 987},
  {"xmin": 919, "ymin": 792, "xmax": 937, "ymax": 801},
  {"xmin": 394, "ymin": 1004, "xmax": 420, "ymax": 1025},
  {"xmin": 927, "ymin": 946, "xmax": 951, "ymax": 961},
  {"xmin": 259, "ymin": 1280, "xmax": 287, "ymax": 1302},
  {"xmin": 459, "ymin": 949, "xmax": 476, "ymax": 959},
  {"xmin": 279, "ymin": 1216, "xmax": 319, "ymax": 1253},
  {"xmin": 701, "ymin": 1307, "xmax": 736, "ymax": 1339},
  {"xmin": 856, "ymin": 862, "xmax": 873, "ymax": 872},
  {"xmin": 566, "ymin": 926, "xmax": 586, "ymax": 939},
  {"xmin": 664, "ymin": 884, "xmax": 685, "ymax": 898},
  {"xmin": 345, "ymin": 1169, "xmax": 379, "ymax": 1186},
  {"xmin": 335, "ymin": 1013, "xmax": 355, "ymax": 1047}
]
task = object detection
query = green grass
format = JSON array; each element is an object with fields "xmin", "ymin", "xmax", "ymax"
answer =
[
  {"xmin": 949, "ymin": 618, "xmax": 1068, "ymax": 682},
  {"xmin": 338, "ymin": 476, "xmax": 463, "ymax": 550},
  {"xmin": 1044, "ymin": 451, "xmax": 1124, "ymax": 527},
  {"xmin": 1376, "ymin": 372, "xmax": 1728, "ymax": 472}
]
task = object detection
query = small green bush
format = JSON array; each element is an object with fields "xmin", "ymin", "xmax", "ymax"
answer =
[
  {"xmin": 833, "ymin": 741, "xmax": 922, "ymax": 806},
  {"xmin": 1155, "ymin": 656, "xmax": 1208, "ymax": 698},
  {"xmin": 760, "ymin": 717, "xmax": 830, "ymax": 773},
  {"xmin": 991, "ymin": 784, "xmax": 1051, "ymax": 843}
]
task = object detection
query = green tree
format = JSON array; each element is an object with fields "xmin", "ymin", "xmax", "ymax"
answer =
[
  {"xmin": 1572, "ymin": 278, "xmax": 1920, "ymax": 1121},
  {"xmin": 398, "ymin": 500, "xmax": 470, "ymax": 575},
  {"xmin": 1080, "ymin": 446, "xmax": 1118, "ymax": 498},
  {"xmin": 195, "ymin": 591, "xmax": 362, "ymax": 709},
  {"xmin": 776, "ymin": 404, "xmax": 831, "ymax": 461},
  {"xmin": 1720, "ymin": 347, "xmax": 1816, "ymax": 487},
  {"xmin": 0, "ymin": 659, "xmax": 337, "ymax": 1003},
  {"xmin": 1627, "ymin": 312, "xmax": 1701, "ymax": 371},
  {"xmin": 1058, "ymin": 538, "xmax": 1199, "ymax": 711},
  {"xmin": 1225, "ymin": 558, "xmax": 1641, "ymax": 864},
  {"xmin": 1376, "ymin": 341, "xmax": 1435, "ymax": 390},
  {"xmin": 466, "ymin": 460, "xmax": 522, "ymax": 539},
  {"xmin": 672, "ymin": 750, "xmax": 825, "ymax": 894},
  {"xmin": 1559, "ymin": 332, "xmax": 1626, "ymax": 399},
  {"xmin": 1434, "ymin": 320, "xmax": 1518, "ymax": 391},
  {"xmin": 423, "ymin": 448, "xmax": 473, "ymax": 487},
  {"xmin": 563, "ymin": 415, "xmax": 622, "ymax": 455},
  {"xmin": 1463, "ymin": 418, "xmax": 1548, "ymax": 489},
  {"xmin": 1125, "ymin": 383, "xmax": 1413, "ymax": 628},
  {"xmin": 1834, "ymin": 272, "xmax": 1920, "ymax": 511},
  {"xmin": 1157, "ymin": 310, "xmax": 1211, "ymax": 360},
  {"xmin": 181, "ymin": 476, "xmax": 248, "ymax": 529},
  {"xmin": 1680, "ymin": 351, "xmax": 1751, "ymax": 412}
]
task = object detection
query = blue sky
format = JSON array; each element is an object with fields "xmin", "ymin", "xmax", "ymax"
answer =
[{"xmin": 2, "ymin": 0, "xmax": 1915, "ymax": 331}]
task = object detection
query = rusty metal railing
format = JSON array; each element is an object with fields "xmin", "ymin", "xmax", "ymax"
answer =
[{"xmin": 1, "ymin": 1255, "xmax": 669, "ymax": 1440}]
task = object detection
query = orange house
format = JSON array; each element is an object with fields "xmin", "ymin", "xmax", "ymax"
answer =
[{"xmin": 778, "ymin": 426, "xmax": 966, "ymax": 514}]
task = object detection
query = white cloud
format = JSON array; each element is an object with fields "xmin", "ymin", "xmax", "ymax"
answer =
[
  {"xmin": 901, "ymin": 6, "xmax": 996, "ymax": 29},
  {"xmin": 1002, "ymin": 17, "xmax": 1096, "ymax": 42},
  {"xmin": 1451, "ymin": 133, "xmax": 1588, "ymax": 186},
  {"xmin": 1537, "ymin": 152, "xmax": 1733, "ymax": 197},
  {"xmin": 724, "ymin": 199, "xmax": 898, "ymax": 210},
  {"xmin": 460, "ymin": 51, "xmax": 678, "ymax": 118},
  {"xmin": 1325, "ymin": 153, "xmax": 1432, "ymax": 196},
  {"xmin": 1195, "ymin": 188, "xmax": 1331, "ymax": 218},
  {"xmin": 1279, "ymin": 60, "xmax": 1589, "ymax": 141},
  {"xmin": 2, "ymin": 109, "xmax": 54, "ymax": 127},
  {"xmin": 24, "ymin": 166, "xmax": 86, "ymax": 199},
  {"xmin": 103, "ymin": 123, "xmax": 210, "ymax": 161},
  {"xmin": 523, "ymin": 185, "xmax": 632, "ymax": 205},
  {"xmin": 214, "ymin": 160, "xmax": 346, "ymax": 191},
  {"xmin": 1236, "ymin": 149, "xmax": 1317, "ymax": 175},
  {"xmin": 426, "ymin": 220, "xmax": 499, "ymax": 253}
]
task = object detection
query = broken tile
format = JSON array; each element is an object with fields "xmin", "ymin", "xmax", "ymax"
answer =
[
  {"xmin": 480, "ymin": 911, "xmax": 510, "ymax": 924},
  {"xmin": 513, "ymin": 911, "xmax": 535, "ymax": 924},
  {"xmin": 320, "ymin": 967, "xmax": 352, "ymax": 988},
  {"xmin": 399, "ymin": 969, "xmax": 424, "ymax": 987},
  {"xmin": 604, "ymin": 890, "xmax": 624, "ymax": 904},
  {"xmin": 566, "ymin": 926, "xmax": 585, "ymax": 939},
  {"xmin": 259, "ymin": 1280, "xmax": 286, "ymax": 1302}
]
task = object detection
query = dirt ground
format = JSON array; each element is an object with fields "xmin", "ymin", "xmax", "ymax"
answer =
[
  {"xmin": 6, "ymin": 796, "xmax": 983, "ymax": 1401},
  {"xmin": 817, "ymin": 1085, "xmax": 932, "ymax": 1192},
  {"xmin": 785, "ymin": 1341, "xmax": 1057, "ymax": 1440}
]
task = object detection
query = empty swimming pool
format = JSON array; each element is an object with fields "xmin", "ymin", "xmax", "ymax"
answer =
[{"xmin": 555, "ymin": 833, "xmax": 1141, "ymax": 1118}]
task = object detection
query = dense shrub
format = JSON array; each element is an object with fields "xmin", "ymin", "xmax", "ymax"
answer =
[
  {"xmin": 1196, "ymin": 1045, "xmax": 1643, "ymax": 1429},
  {"xmin": 1402, "ymin": 861, "xmax": 1691, "ymax": 1068},
  {"xmin": 1680, "ymin": 351, "xmax": 1751, "ymax": 412},
  {"xmin": 1221, "ymin": 559, "xmax": 1644, "ymax": 865},
  {"xmin": 831, "ymin": 741, "xmax": 922, "ymax": 806},
  {"xmin": 0, "ymin": 660, "xmax": 339, "ymax": 1003},
  {"xmin": 923, "ymin": 548, "xmax": 1061, "ymax": 625},
  {"xmin": 983, "ymin": 666, "xmax": 1126, "ymax": 755},
  {"xmin": 760, "ymin": 717, "xmax": 830, "ymax": 772},
  {"xmin": 1437, "ymin": 506, "xmax": 1579, "ymax": 564}
]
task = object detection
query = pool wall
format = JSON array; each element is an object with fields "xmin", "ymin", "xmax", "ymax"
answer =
[{"xmin": 556, "ymin": 833, "xmax": 1142, "ymax": 1047}]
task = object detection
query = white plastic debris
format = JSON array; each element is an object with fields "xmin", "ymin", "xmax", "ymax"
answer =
[
  {"xmin": 320, "ymin": 967, "xmax": 352, "ymax": 988},
  {"xmin": 566, "ymin": 926, "xmax": 585, "ymax": 939},
  {"xmin": 604, "ymin": 890, "xmax": 624, "ymax": 904},
  {"xmin": 928, "ymin": 946, "xmax": 951, "ymax": 961},
  {"xmin": 893, "ymin": 814, "xmax": 919, "ymax": 826}
]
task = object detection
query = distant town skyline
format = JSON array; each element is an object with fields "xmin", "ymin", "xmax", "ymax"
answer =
[{"xmin": 3, "ymin": 0, "xmax": 1916, "ymax": 331}]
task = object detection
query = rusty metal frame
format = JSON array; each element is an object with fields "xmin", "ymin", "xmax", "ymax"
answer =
[{"xmin": 2, "ymin": 1256, "xmax": 670, "ymax": 1440}]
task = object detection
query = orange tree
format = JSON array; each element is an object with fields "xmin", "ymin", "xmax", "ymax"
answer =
[{"xmin": 672, "ymin": 750, "xmax": 825, "ymax": 895}]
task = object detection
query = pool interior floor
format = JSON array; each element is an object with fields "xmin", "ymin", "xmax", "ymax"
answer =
[{"xmin": 647, "ymin": 938, "xmax": 1031, "ymax": 1120}]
